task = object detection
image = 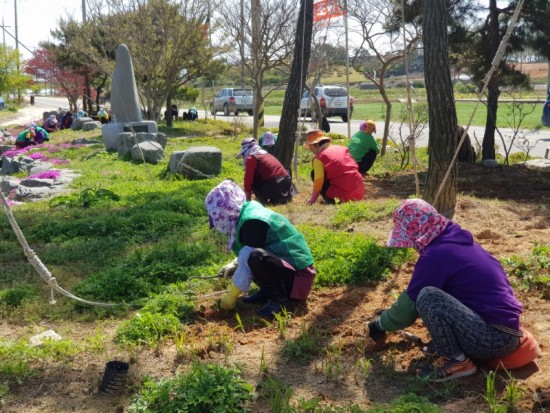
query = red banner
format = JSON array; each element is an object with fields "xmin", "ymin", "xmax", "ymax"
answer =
[{"xmin": 313, "ymin": 0, "xmax": 345, "ymax": 23}]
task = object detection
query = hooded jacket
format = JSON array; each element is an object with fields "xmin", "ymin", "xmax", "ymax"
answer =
[{"xmin": 380, "ymin": 222, "xmax": 523, "ymax": 332}]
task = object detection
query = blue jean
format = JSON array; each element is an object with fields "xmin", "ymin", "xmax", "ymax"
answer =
[{"xmin": 416, "ymin": 287, "xmax": 519, "ymax": 360}]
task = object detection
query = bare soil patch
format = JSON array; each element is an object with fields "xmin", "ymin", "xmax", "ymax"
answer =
[{"xmin": 1, "ymin": 164, "xmax": 549, "ymax": 413}]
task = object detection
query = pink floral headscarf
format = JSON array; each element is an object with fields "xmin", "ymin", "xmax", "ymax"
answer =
[
  {"xmin": 387, "ymin": 199, "xmax": 450, "ymax": 252},
  {"xmin": 205, "ymin": 180, "xmax": 246, "ymax": 249}
]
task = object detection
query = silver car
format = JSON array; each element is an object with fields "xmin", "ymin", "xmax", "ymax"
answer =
[
  {"xmin": 300, "ymin": 85, "xmax": 353, "ymax": 122},
  {"xmin": 210, "ymin": 88, "xmax": 254, "ymax": 116}
]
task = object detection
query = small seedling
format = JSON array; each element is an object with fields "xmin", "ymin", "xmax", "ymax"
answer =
[
  {"xmin": 273, "ymin": 307, "xmax": 292, "ymax": 338},
  {"xmin": 234, "ymin": 312, "xmax": 245, "ymax": 334}
]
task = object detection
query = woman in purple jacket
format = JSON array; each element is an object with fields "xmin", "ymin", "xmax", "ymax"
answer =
[{"xmin": 368, "ymin": 199, "xmax": 525, "ymax": 382}]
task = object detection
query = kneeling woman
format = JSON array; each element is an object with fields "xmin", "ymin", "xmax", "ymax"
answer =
[
  {"xmin": 206, "ymin": 180, "xmax": 316, "ymax": 318},
  {"xmin": 304, "ymin": 129, "xmax": 364, "ymax": 205},
  {"xmin": 368, "ymin": 199, "xmax": 539, "ymax": 381},
  {"xmin": 237, "ymin": 137, "xmax": 297, "ymax": 205}
]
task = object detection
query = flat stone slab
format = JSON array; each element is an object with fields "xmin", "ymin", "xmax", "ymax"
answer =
[
  {"xmin": 168, "ymin": 146, "xmax": 222, "ymax": 179},
  {"xmin": 521, "ymin": 159, "xmax": 550, "ymax": 171}
]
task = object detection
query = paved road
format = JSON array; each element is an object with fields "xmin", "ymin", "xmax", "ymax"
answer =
[
  {"xmin": 6, "ymin": 96, "xmax": 549, "ymax": 159},
  {"xmin": 253, "ymin": 114, "xmax": 550, "ymax": 159}
]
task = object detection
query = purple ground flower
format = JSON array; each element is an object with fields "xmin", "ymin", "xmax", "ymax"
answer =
[
  {"xmin": 3, "ymin": 147, "xmax": 30, "ymax": 157},
  {"xmin": 29, "ymin": 170, "xmax": 62, "ymax": 180},
  {"xmin": 28, "ymin": 152, "xmax": 46, "ymax": 160}
]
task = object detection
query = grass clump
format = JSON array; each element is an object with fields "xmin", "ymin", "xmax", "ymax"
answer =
[
  {"xmin": 502, "ymin": 243, "xmax": 550, "ymax": 298},
  {"xmin": 115, "ymin": 312, "xmax": 180, "ymax": 346},
  {"xmin": 301, "ymin": 226, "xmax": 414, "ymax": 286},
  {"xmin": 367, "ymin": 393, "xmax": 441, "ymax": 413},
  {"xmin": 331, "ymin": 200, "xmax": 400, "ymax": 228},
  {"xmin": 141, "ymin": 285, "xmax": 196, "ymax": 322},
  {"xmin": 128, "ymin": 363, "xmax": 253, "ymax": 413},
  {"xmin": 281, "ymin": 323, "xmax": 321, "ymax": 365},
  {"xmin": 0, "ymin": 338, "xmax": 80, "ymax": 382}
]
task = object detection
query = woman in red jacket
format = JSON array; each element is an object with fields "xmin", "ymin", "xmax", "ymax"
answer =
[
  {"xmin": 304, "ymin": 130, "xmax": 364, "ymax": 205},
  {"xmin": 237, "ymin": 138, "xmax": 297, "ymax": 205}
]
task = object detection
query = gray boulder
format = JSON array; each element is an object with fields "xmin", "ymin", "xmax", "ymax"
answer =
[
  {"xmin": 71, "ymin": 117, "xmax": 94, "ymax": 130},
  {"xmin": 118, "ymin": 132, "xmax": 167, "ymax": 158},
  {"xmin": 131, "ymin": 141, "xmax": 164, "ymax": 164},
  {"xmin": 169, "ymin": 146, "xmax": 222, "ymax": 179},
  {"xmin": 483, "ymin": 159, "xmax": 499, "ymax": 168},
  {"xmin": 28, "ymin": 162, "xmax": 54, "ymax": 176},
  {"xmin": 82, "ymin": 121, "xmax": 102, "ymax": 131}
]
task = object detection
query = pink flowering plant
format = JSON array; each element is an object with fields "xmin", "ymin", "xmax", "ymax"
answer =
[{"xmin": 28, "ymin": 170, "xmax": 62, "ymax": 180}]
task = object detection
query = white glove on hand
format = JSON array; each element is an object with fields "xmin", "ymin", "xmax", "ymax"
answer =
[{"xmin": 217, "ymin": 258, "xmax": 238, "ymax": 278}]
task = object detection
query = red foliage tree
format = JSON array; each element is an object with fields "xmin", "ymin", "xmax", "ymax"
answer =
[{"xmin": 25, "ymin": 49, "xmax": 89, "ymax": 113}]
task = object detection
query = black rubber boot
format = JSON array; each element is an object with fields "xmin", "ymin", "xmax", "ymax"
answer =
[
  {"xmin": 256, "ymin": 281, "xmax": 291, "ymax": 318},
  {"xmin": 257, "ymin": 300, "xmax": 290, "ymax": 318},
  {"xmin": 241, "ymin": 289, "xmax": 268, "ymax": 304}
]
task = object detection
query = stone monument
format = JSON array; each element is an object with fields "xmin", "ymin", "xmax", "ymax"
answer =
[{"xmin": 102, "ymin": 44, "xmax": 157, "ymax": 151}]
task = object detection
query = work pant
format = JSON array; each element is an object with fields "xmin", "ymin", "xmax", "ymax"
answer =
[
  {"xmin": 416, "ymin": 286, "xmax": 520, "ymax": 360},
  {"xmin": 247, "ymin": 248, "xmax": 295, "ymax": 300},
  {"xmin": 357, "ymin": 150, "xmax": 377, "ymax": 175}
]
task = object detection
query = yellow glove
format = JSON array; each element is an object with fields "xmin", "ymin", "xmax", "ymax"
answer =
[{"xmin": 220, "ymin": 284, "xmax": 241, "ymax": 310}]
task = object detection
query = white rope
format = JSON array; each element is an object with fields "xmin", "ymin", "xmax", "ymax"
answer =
[
  {"xmin": 432, "ymin": 0, "xmax": 525, "ymax": 206},
  {"xmin": 0, "ymin": 190, "xmax": 120, "ymax": 307}
]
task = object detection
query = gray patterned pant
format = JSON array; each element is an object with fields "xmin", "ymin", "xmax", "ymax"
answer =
[{"xmin": 416, "ymin": 287, "xmax": 519, "ymax": 360}]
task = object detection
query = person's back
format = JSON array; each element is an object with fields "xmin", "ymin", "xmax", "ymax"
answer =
[
  {"xmin": 315, "ymin": 145, "xmax": 364, "ymax": 202},
  {"xmin": 348, "ymin": 120, "xmax": 379, "ymax": 175}
]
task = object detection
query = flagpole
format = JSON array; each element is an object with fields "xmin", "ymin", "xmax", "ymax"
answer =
[{"xmin": 344, "ymin": 0, "xmax": 351, "ymax": 140}]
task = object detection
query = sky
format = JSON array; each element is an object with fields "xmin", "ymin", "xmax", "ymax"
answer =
[
  {"xmin": 1, "ymin": 0, "xmax": 81, "ymax": 59},
  {"xmin": 0, "ymin": 0, "xmax": 497, "ymax": 61}
]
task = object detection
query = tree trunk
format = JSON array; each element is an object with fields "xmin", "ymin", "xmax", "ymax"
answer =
[
  {"xmin": 380, "ymin": 84, "xmax": 392, "ymax": 156},
  {"xmin": 274, "ymin": 0, "xmax": 313, "ymax": 169},
  {"xmin": 482, "ymin": 0, "xmax": 501, "ymax": 160},
  {"xmin": 422, "ymin": 0, "xmax": 459, "ymax": 218},
  {"xmin": 166, "ymin": 94, "xmax": 173, "ymax": 128}
]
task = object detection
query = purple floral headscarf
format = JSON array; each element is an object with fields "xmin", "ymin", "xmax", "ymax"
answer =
[
  {"xmin": 236, "ymin": 138, "xmax": 266, "ymax": 167},
  {"xmin": 387, "ymin": 199, "xmax": 450, "ymax": 253},
  {"xmin": 205, "ymin": 180, "xmax": 246, "ymax": 249}
]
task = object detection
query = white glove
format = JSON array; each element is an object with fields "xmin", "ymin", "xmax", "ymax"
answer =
[{"xmin": 217, "ymin": 258, "xmax": 238, "ymax": 278}]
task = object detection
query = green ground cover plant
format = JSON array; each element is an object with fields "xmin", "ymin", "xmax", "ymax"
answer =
[
  {"xmin": 300, "ymin": 226, "xmax": 414, "ymax": 286},
  {"xmin": 0, "ymin": 337, "xmax": 80, "ymax": 382},
  {"xmin": 128, "ymin": 363, "xmax": 254, "ymax": 413},
  {"xmin": 0, "ymin": 116, "xmax": 546, "ymax": 412},
  {"xmin": 502, "ymin": 243, "xmax": 550, "ymax": 298}
]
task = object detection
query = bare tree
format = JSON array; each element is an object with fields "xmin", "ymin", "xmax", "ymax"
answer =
[
  {"xmin": 218, "ymin": 0, "xmax": 297, "ymax": 139},
  {"xmin": 422, "ymin": 0, "xmax": 459, "ymax": 217},
  {"xmin": 348, "ymin": 0, "xmax": 421, "ymax": 156}
]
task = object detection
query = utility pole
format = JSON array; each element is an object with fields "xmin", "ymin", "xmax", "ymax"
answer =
[
  {"xmin": 240, "ymin": 0, "xmax": 245, "ymax": 88},
  {"xmin": 1, "ymin": 18, "xmax": 9, "ymax": 47},
  {"xmin": 14, "ymin": 0, "xmax": 21, "ymax": 100},
  {"xmin": 82, "ymin": 0, "xmax": 90, "ymax": 113}
]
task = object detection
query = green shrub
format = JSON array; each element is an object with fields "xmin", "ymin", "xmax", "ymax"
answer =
[
  {"xmin": 115, "ymin": 312, "xmax": 180, "ymax": 346},
  {"xmin": 0, "ymin": 284, "xmax": 39, "ymax": 307},
  {"xmin": 128, "ymin": 363, "xmax": 253, "ymax": 413}
]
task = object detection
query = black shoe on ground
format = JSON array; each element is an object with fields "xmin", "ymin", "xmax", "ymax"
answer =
[{"xmin": 242, "ymin": 290, "xmax": 268, "ymax": 304}]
